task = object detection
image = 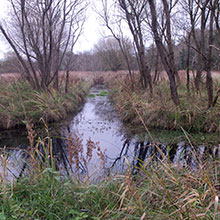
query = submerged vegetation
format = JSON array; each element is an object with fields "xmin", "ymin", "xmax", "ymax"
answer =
[
  {"xmin": 88, "ymin": 91, "xmax": 108, "ymax": 98},
  {"xmin": 0, "ymin": 75, "xmax": 91, "ymax": 130}
]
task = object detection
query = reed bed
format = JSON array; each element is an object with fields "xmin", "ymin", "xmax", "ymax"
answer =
[{"xmin": 106, "ymin": 73, "xmax": 220, "ymax": 141}]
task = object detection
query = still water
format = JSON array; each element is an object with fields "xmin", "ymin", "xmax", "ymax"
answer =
[{"xmin": 0, "ymin": 84, "xmax": 219, "ymax": 181}]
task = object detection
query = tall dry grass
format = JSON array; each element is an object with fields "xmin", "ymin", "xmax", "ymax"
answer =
[
  {"xmin": 0, "ymin": 79, "xmax": 220, "ymax": 219},
  {"xmin": 0, "ymin": 76, "xmax": 91, "ymax": 129},
  {"xmin": 106, "ymin": 72, "xmax": 220, "ymax": 138},
  {"xmin": 0, "ymin": 70, "xmax": 219, "ymax": 219}
]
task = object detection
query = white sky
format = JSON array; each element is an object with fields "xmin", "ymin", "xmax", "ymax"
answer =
[
  {"xmin": 0, "ymin": 0, "xmax": 105, "ymax": 58},
  {"xmin": 74, "ymin": 1, "xmax": 103, "ymax": 53},
  {"xmin": 0, "ymin": 0, "xmax": 10, "ymax": 58}
]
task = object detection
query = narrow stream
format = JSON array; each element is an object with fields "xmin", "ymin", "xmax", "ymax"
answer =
[
  {"xmin": 55, "ymin": 84, "xmax": 135, "ymax": 179},
  {"xmin": 0, "ymin": 84, "xmax": 220, "ymax": 181}
]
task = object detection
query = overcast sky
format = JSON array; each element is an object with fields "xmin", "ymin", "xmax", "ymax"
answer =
[
  {"xmin": 0, "ymin": 0, "xmax": 105, "ymax": 58},
  {"xmin": 0, "ymin": 0, "xmax": 10, "ymax": 58},
  {"xmin": 74, "ymin": 1, "xmax": 103, "ymax": 53}
]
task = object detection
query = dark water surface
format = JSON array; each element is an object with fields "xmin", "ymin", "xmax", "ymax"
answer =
[{"xmin": 0, "ymin": 84, "xmax": 219, "ymax": 181}]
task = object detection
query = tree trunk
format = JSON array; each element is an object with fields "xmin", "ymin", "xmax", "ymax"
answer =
[
  {"xmin": 206, "ymin": 69, "xmax": 213, "ymax": 108},
  {"xmin": 186, "ymin": 36, "xmax": 191, "ymax": 95},
  {"xmin": 119, "ymin": 0, "xmax": 153, "ymax": 94},
  {"xmin": 65, "ymin": 70, "xmax": 70, "ymax": 94},
  {"xmin": 206, "ymin": 2, "xmax": 214, "ymax": 108},
  {"xmin": 148, "ymin": 0, "xmax": 180, "ymax": 105},
  {"xmin": 54, "ymin": 71, "xmax": 59, "ymax": 90},
  {"xmin": 194, "ymin": 57, "xmax": 203, "ymax": 91},
  {"xmin": 153, "ymin": 52, "xmax": 160, "ymax": 84}
]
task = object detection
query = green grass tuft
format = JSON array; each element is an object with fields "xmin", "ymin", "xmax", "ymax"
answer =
[
  {"xmin": 88, "ymin": 93, "xmax": 96, "ymax": 98},
  {"xmin": 97, "ymin": 91, "xmax": 108, "ymax": 96}
]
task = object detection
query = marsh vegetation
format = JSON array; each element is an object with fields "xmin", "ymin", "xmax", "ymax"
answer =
[
  {"xmin": 0, "ymin": 71, "xmax": 219, "ymax": 219},
  {"xmin": 0, "ymin": 0, "xmax": 220, "ymax": 219}
]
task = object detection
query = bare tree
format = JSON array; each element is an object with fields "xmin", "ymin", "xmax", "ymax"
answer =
[
  {"xmin": 181, "ymin": 0, "xmax": 217, "ymax": 107},
  {"xmin": 212, "ymin": 0, "xmax": 220, "ymax": 107},
  {"xmin": 189, "ymin": 0, "xmax": 209, "ymax": 91},
  {"xmin": 146, "ymin": 44, "xmax": 162, "ymax": 85},
  {"xmin": 98, "ymin": 0, "xmax": 137, "ymax": 88},
  {"xmin": 205, "ymin": 0, "xmax": 215, "ymax": 107},
  {"xmin": 98, "ymin": 0, "xmax": 153, "ymax": 92},
  {"xmin": 177, "ymin": 0, "xmax": 193, "ymax": 94},
  {"xmin": 148, "ymin": 0, "xmax": 180, "ymax": 105},
  {"xmin": 117, "ymin": 0, "xmax": 153, "ymax": 93},
  {"xmin": 0, "ymin": 0, "xmax": 87, "ymax": 90},
  {"xmin": 95, "ymin": 38, "xmax": 126, "ymax": 71},
  {"xmin": 185, "ymin": 32, "xmax": 192, "ymax": 94},
  {"xmin": 62, "ymin": 15, "xmax": 85, "ymax": 94}
]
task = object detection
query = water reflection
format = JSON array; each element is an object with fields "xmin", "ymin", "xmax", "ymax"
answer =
[
  {"xmin": 0, "ymin": 85, "xmax": 220, "ymax": 181},
  {"xmin": 61, "ymin": 85, "xmax": 127, "ymax": 174}
]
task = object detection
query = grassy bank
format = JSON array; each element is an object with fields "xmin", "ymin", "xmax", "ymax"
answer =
[
  {"xmin": 106, "ymin": 74, "xmax": 220, "ymax": 144},
  {"xmin": 0, "ymin": 139, "xmax": 219, "ymax": 219},
  {"xmin": 0, "ymin": 77, "xmax": 91, "ymax": 130},
  {"xmin": 0, "ymin": 73, "xmax": 219, "ymax": 219}
]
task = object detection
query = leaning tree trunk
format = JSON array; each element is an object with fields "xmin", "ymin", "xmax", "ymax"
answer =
[
  {"xmin": 148, "ymin": 0, "xmax": 180, "ymax": 105},
  {"xmin": 206, "ymin": 3, "xmax": 214, "ymax": 108},
  {"xmin": 0, "ymin": 25, "xmax": 38, "ymax": 89},
  {"xmin": 119, "ymin": 0, "xmax": 153, "ymax": 94}
]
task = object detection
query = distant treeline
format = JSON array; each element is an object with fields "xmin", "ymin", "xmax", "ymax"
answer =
[{"xmin": 1, "ymin": 29, "xmax": 220, "ymax": 74}]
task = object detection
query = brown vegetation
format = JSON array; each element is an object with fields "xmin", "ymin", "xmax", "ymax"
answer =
[
  {"xmin": 106, "ymin": 71, "xmax": 220, "ymax": 138},
  {"xmin": 0, "ymin": 74, "xmax": 92, "ymax": 130}
]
